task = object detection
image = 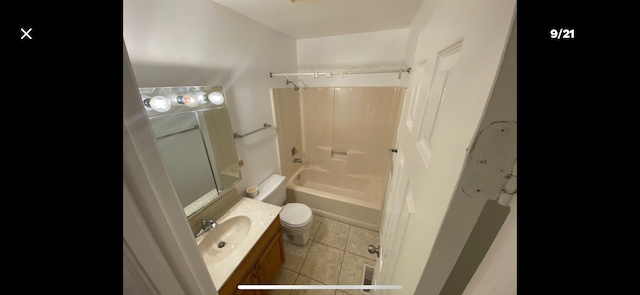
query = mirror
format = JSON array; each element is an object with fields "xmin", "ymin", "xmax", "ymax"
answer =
[{"xmin": 139, "ymin": 85, "xmax": 241, "ymax": 218}]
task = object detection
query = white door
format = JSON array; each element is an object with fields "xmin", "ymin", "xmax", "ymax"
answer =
[{"xmin": 373, "ymin": 0, "xmax": 516, "ymax": 293}]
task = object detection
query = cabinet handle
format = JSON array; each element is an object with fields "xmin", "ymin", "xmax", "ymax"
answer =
[
  {"xmin": 252, "ymin": 274, "xmax": 258, "ymax": 279},
  {"xmin": 257, "ymin": 265, "xmax": 262, "ymax": 270}
]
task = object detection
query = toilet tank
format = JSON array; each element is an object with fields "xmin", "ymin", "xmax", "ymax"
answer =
[{"xmin": 254, "ymin": 174, "xmax": 287, "ymax": 206}]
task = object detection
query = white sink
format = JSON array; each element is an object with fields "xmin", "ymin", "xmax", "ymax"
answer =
[
  {"xmin": 195, "ymin": 215, "xmax": 252, "ymax": 266},
  {"xmin": 194, "ymin": 197, "xmax": 282, "ymax": 291}
]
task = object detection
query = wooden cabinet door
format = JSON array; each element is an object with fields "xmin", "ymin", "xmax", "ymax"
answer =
[
  {"xmin": 235, "ymin": 267, "xmax": 264, "ymax": 295},
  {"xmin": 256, "ymin": 230, "xmax": 285, "ymax": 283}
]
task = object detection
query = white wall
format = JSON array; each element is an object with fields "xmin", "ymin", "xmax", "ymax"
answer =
[
  {"xmin": 295, "ymin": 29, "xmax": 409, "ymax": 87},
  {"xmin": 292, "ymin": 0, "xmax": 444, "ymax": 89},
  {"xmin": 123, "ymin": 0, "xmax": 298, "ymax": 196},
  {"xmin": 462, "ymin": 196, "xmax": 517, "ymax": 295}
]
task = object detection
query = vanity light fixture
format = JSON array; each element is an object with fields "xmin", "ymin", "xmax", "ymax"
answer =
[
  {"xmin": 143, "ymin": 95, "xmax": 172, "ymax": 112},
  {"xmin": 141, "ymin": 87, "xmax": 224, "ymax": 112},
  {"xmin": 208, "ymin": 91, "xmax": 225, "ymax": 105}
]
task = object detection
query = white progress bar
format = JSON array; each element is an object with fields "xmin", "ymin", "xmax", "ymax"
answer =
[{"xmin": 238, "ymin": 285, "xmax": 402, "ymax": 290}]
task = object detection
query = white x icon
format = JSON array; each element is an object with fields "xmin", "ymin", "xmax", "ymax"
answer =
[{"xmin": 21, "ymin": 28, "xmax": 32, "ymax": 40}]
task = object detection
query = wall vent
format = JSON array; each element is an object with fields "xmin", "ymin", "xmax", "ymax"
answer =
[{"xmin": 362, "ymin": 264, "xmax": 374, "ymax": 293}]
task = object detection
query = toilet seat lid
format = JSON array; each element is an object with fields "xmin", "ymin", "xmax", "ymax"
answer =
[{"xmin": 280, "ymin": 203, "xmax": 312, "ymax": 226}]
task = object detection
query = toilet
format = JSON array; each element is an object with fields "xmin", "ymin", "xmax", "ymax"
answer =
[{"xmin": 254, "ymin": 174, "xmax": 313, "ymax": 245}]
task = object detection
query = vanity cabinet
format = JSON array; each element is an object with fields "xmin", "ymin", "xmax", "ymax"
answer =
[{"xmin": 219, "ymin": 215, "xmax": 285, "ymax": 295}]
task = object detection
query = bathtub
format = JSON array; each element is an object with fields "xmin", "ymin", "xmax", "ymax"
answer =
[{"xmin": 286, "ymin": 166, "xmax": 384, "ymax": 231}]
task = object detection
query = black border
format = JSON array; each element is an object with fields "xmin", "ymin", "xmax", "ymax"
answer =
[
  {"xmin": 6, "ymin": 2, "xmax": 122, "ymax": 290},
  {"xmin": 518, "ymin": 1, "xmax": 606, "ymax": 292}
]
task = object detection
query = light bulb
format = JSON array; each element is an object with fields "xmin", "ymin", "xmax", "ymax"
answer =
[
  {"xmin": 170, "ymin": 93, "xmax": 199, "ymax": 107},
  {"xmin": 208, "ymin": 92, "xmax": 225, "ymax": 105},
  {"xmin": 181, "ymin": 93, "xmax": 199, "ymax": 107},
  {"xmin": 196, "ymin": 91, "xmax": 209, "ymax": 104},
  {"xmin": 147, "ymin": 96, "xmax": 171, "ymax": 112},
  {"xmin": 169, "ymin": 94, "xmax": 180, "ymax": 106},
  {"xmin": 141, "ymin": 95, "xmax": 153, "ymax": 111}
]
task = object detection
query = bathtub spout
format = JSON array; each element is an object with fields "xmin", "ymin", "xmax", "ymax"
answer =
[{"xmin": 293, "ymin": 158, "xmax": 302, "ymax": 163}]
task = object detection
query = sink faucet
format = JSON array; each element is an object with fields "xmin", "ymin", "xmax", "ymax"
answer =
[{"xmin": 196, "ymin": 217, "xmax": 218, "ymax": 237}]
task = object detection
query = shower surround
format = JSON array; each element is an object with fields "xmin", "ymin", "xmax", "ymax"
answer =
[{"xmin": 272, "ymin": 86, "xmax": 404, "ymax": 230}]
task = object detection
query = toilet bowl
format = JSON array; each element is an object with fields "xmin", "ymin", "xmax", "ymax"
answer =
[
  {"xmin": 280, "ymin": 203, "xmax": 313, "ymax": 245},
  {"xmin": 254, "ymin": 174, "xmax": 313, "ymax": 245}
]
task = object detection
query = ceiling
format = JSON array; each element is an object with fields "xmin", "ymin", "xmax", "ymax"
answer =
[{"xmin": 211, "ymin": 0, "xmax": 426, "ymax": 40}]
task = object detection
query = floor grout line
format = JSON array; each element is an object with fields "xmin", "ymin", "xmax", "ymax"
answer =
[
  {"xmin": 296, "ymin": 217, "xmax": 324, "ymax": 280},
  {"xmin": 334, "ymin": 224, "xmax": 351, "ymax": 294},
  {"xmin": 333, "ymin": 225, "xmax": 352, "ymax": 286}
]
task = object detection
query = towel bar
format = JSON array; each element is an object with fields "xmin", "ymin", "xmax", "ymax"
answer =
[{"xmin": 233, "ymin": 123, "xmax": 272, "ymax": 139}]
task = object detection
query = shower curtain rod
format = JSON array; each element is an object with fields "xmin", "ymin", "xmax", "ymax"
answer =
[{"xmin": 269, "ymin": 67, "xmax": 411, "ymax": 79}]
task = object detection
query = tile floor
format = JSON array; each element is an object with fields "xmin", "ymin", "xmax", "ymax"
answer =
[{"xmin": 271, "ymin": 215, "xmax": 380, "ymax": 295}]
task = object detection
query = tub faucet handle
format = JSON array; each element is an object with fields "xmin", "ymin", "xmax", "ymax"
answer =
[{"xmin": 291, "ymin": 147, "xmax": 297, "ymax": 156}]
